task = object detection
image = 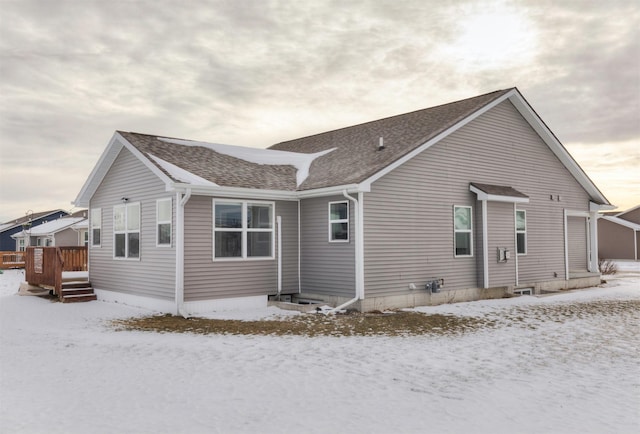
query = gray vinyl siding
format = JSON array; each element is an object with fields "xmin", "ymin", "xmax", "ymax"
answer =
[
  {"xmin": 183, "ymin": 197, "xmax": 298, "ymax": 301},
  {"xmin": 364, "ymin": 100, "xmax": 590, "ymax": 296},
  {"xmin": 620, "ymin": 208, "xmax": 640, "ymax": 225},
  {"xmin": 89, "ymin": 146, "xmax": 176, "ymax": 300},
  {"xmin": 486, "ymin": 202, "xmax": 516, "ymax": 287},
  {"xmin": 567, "ymin": 216, "xmax": 588, "ymax": 271},
  {"xmin": 53, "ymin": 228, "xmax": 80, "ymax": 246},
  {"xmin": 598, "ymin": 219, "xmax": 635, "ymax": 260},
  {"xmin": 299, "ymin": 195, "xmax": 355, "ymax": 297}
]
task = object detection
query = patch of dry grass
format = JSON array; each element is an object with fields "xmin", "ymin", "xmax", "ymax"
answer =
[{"xmin": 111, "ymin": 311, "xmax": 489, "ymax": 337}]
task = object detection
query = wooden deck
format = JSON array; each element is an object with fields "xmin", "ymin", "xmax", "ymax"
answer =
[
  {"xmin": 0, "ymin": 251, "xmax": 25, "ymax": 269},
  {"xmin": 24, "ymin": 246, "xmax": 94, "ymax": 302}
]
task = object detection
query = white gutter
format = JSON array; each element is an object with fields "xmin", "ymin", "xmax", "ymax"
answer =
[
  {"xmin": 170, "ymin": 182, "xmax": 367, "ymax": 201},
  {"xmin": 176, "ymin": 188, "xmax": 192, "ymax": 318},
  {"xmin": 276, "ymin": 215, "xmax": 282, "ymax": 299},
  {"xmin": 327, "ymin": 190, "xmax": 365, "ymax": 314}
]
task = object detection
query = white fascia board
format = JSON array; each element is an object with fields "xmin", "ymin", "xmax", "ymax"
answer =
[
  {"xmin": 602, "ymin": 216, "xmax": 640, "ymax": 231},
  {"xmin": 469, "ymin": 185, "xmax": 530, "ymax": 203},
  {"xmin": 171, "ymin": 183, "xmax": 367, "ymax": 201},
  {"xmin": 507, "ymin": 92, "xmax": 610, "ymax": 206},
  {"xmin": 590, "ymin": 201, "xmax": 616, "ymax": 212},
  {"xmin": 73, "ymin": 132, "xmax": 175, "ymax": 207},
  {"xmin": 360, "ymin": 90, "xmax": 515, "ymax": 190}
]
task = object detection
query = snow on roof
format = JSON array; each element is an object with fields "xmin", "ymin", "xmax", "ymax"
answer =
[
  {"xmin": 148, "ymin": 153, "xmax": 219, "ymax": 187},
  {"xmin": 11, "ymin": 217, "xmax": 87, "ymax": 238},
  {"xmin": 158, "ymin": 137, "xmax": 336, "ymax": 187}
]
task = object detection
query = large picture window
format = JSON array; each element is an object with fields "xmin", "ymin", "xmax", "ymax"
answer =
[
  {"xmin": 454, "ymin": 205, "xmax": 473, "ymax": 257},
  {"xmin": 213, "ymin": 200, "xmax": 274, "ymax": 259},
  {"xmin": 114, "ymin": 202, "xmax": 140, "ymax": 259},
  {"xmin": 91, "ymin": 208, "xmax": 101, "ymax": 247},
  {"xmin": 329, "ymin": 201, "xmax": 349, "ymax": 242},
  {"xmin": 157, "ymin": 198, "xmax": 172, "ymax": 246},
  {"xmin": 516, "ymin": 210, "xmax": 527, "ymax": 255}
]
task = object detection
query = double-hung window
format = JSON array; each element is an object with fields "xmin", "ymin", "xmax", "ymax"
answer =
[
  {"xmin": 329, "ymin": 201, "xmax": 349, "ymax": 242},
  {"xmin": 454, "ymin": 205, "xmax": 473, "ymax": 257},
  {"xmin": 114, "ymin": 202, "xmax": 140, "ymax": 259},
  {"xmin": 213, "ymin": 200, "xmax": 274, "ymax": 259},
  {"xmin": 91, "ymin": 208, "xmax": 101, "ymax": 247},
  {"xmin": 157, "ymin": 198, "xmax": 172, "ymax": 246},
  {"xmin": 516, "ymin": 210, "xmax": 527, "ymax": 255}
]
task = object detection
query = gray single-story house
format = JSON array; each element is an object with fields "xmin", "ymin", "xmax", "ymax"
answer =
[
  {"xmin": 11, "ymin": 214, "xmax": 88, "ymax": 249},
  {"xmin": 598, "ymin": 205, "xmax": 640, "ymax": 261},
  {"xmin": 73, "ymin": 88, "xmax": 613, "ymax": 315}
]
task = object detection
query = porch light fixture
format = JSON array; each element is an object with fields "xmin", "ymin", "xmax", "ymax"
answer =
[{"xmin": 121, "ymin": 197, "xmax": 129, "ymax": 203}]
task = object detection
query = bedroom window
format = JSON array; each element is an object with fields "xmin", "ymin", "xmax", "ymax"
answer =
[
  {"xmin": 213, "ymin": 200, "xmax": 274, "ymax": 259},
  {"xmin": 454, "ymin": 205, "xmax": 473, "ymax": 257},
  {"xmin": 156, "ymin": 198, "xmax": 172, "ymax": 246},
  {"xmin": 329, "ymin": 201, "xmax": 349, "ymax": 242},
  {"xmin": 113, "ymin": 202, "xmax": 140, "ymax": 259},
  {"xmin": 516, "ymin": 210, "xmax": 527, "ymax": 255},
  {"xmin": 91, "ymin": 208, "xmax": 101, "ymax": 247}
]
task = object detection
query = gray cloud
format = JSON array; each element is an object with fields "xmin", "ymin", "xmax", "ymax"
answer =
[{"xmin": 1, "ymin": 0, "xmax": 639, "ymax": 221}]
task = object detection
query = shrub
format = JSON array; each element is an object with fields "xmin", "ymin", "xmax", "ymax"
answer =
[{"xmin": 598, "ymin": 258, "xmax": 618, "ymax": 275}]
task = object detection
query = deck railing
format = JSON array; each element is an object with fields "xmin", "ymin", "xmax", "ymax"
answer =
[
  {"xmin": 0, "ymin": 251, "xmax": 26, "ymax": 269},
  {"xmin": 25, "ymin": 246, "xmax": 88, "ymax": 297}
]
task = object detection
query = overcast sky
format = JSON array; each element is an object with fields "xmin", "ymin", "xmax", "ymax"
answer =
[{"xmin": 1, "ymin": 0, "xmax": 638, "ymax": 222}]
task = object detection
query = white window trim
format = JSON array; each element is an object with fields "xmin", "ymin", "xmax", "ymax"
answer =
[
  {"xmin": 212, "ymin": 199, "xmax": 275, "ymax": 261},
  {"xmin": 91, "ymin": 207, "xmax": 101, "ymax": 247},
  {"xmin": 454, "ymin": 205, "xmax": 473, "ymax": 258},
  {"xmin": 156, "ymin": 198, "xmax": 172, "ymax": 247},
  {"xmin": 113, "ymin": 202, "xmax": 141, "ymax": 260},
  {"xmin": 516, "ymin": 209, "xmax": 527, "ymax": 256},
  {"xmin": 328, "ymin": 200, "xmax": 350, "ymax": 243}
]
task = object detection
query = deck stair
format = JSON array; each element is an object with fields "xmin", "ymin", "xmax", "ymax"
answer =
[{"xmin": 60, "ymin": 277, "xmax": 96, "ymax": 303}]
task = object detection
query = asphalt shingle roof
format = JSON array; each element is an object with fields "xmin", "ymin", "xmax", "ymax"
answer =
[{"xmin": 121, "ymin": 89, "xmax": 512, "ymax": 192}]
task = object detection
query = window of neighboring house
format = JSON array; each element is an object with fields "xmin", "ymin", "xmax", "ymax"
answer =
[
  {"xmin": 83, "ymin": 231, "xmax": 89, "ymax": 246},
  {"xmin": 113, "ymin": 202, "xmax": 140, "ymax": 259},
  {"xmin": 454, "ymin": 205, "xmax": 473, "ymax": 257},
  {"xmin": 91, "ymin": 208, "xmax": 101, "ymax": 247},
  {"xmin": 516, "ymin": 210, "xmax": 527, "ymax": 255},
  {"xmin": 17, "ymin": 239, "xmax": 25, "ymax": 251},
  {"xmin": 45, "ymin": 238, "xmax": 52, "ymax": 247},
  {"xmin": 36, "ymin": 239, "xmax": 42, "ymax": 247},
  {"xmin": 329, "ymin": 201, "xmax": 349, "ymax": 242},
  {"xmin": 213, "ymin": 200, "xmax": 274, "ymax": 259},
  {"xmin": 157, "ymin": 198, "xmax": 172, "ymax": 246}
]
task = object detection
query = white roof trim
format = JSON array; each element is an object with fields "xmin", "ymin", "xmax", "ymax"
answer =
[
  {"xmin": 360, "ymin": 90, "xmax": 515, "ymax": 190},
  {"xmin": 601, "ymin": 215, "xmax": 640, "ymax": 231},
  {"xmin": 360, "ymin": 88, "xmax": 610, "ymax": 206},
  {"xmin": 469, "ymin": 185, "xmax": 530, "ymax": 203},
  {"xmin": 73, "ymin": 132, "xmax": 176, "ymax": 207}
]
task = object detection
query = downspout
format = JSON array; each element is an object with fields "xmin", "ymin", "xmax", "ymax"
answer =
[
  {"xmin": 588, "ymin": 211, "xmax": 599, "ymax": 272},
  {"xmin": 514, "ymin": 203, "xmax": 519, "ymax": 286},
  {"xmin": 176, "ymin": 188, "xmax": 192, "ymax": 318},
  {"xmin": 276, "ymin": 215, "xmax": 282, "ymax": 300},
  {"xmin": 297, "ymin": 199, "xmax": 301, "ymax": 293},
  {"xmin": 327, "ymin": 190, "xmax": 364, "ymax": 314},
  {"xmin": 482, "ymin": 200, "xmax": 489, "ymax": 289},
  {"xmin": 563, "ymin": 209, "xmax": 569, "ymax": 280}
]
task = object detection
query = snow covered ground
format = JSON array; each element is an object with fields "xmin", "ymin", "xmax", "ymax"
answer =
[{"xmin": 1, "ymin": 268, "xmax": 638, "ymax": 434}]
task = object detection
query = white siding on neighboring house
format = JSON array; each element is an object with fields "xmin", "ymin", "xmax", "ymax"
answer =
[
  {"xmin": 300, "ymin": 195, "xmax": 355, "ymax": 298},
  {"xmin": 364, "ymin": 100, "xmax": 591, "ymax": 297},
  {"xmin": 90, "ymin": 146, "xmax": 176, "ymax": 300},
  {"xmin": 183, "ymin": 196, "xmax": 298, "ymax": 301}
]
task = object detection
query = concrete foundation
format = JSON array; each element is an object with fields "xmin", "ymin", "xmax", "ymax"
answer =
[{"xmin": 298, "ymin": 274, "xmax": 603, "ymax": 312}]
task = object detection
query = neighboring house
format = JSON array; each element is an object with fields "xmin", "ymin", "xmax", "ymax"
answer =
[
  {"xmin": 73, "ymin": 88, "xmax": 612, "ymax": 315},
  {"xmin": 0, "ymin": 210, "xmax": 70, "ymax": 251},
  {"xmin": 598, "ymin": 205, "xmax": 640, "ymax": 261},
  {"xmin": 11, "ymin": 214, "xmax": 88, "ymax": 249}
]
